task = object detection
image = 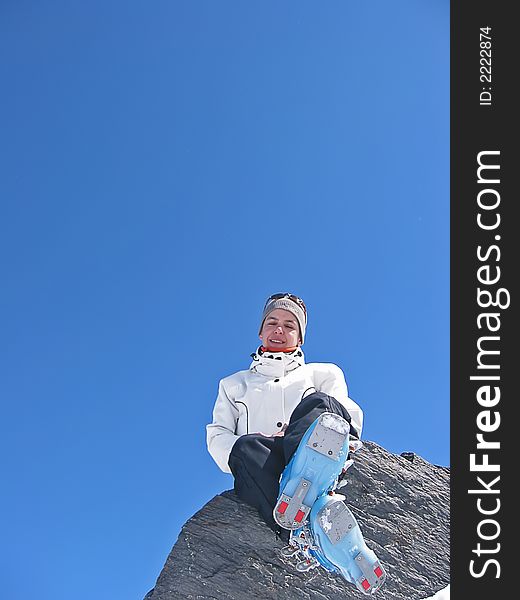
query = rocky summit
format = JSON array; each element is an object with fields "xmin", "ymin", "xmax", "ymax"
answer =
[{"xmin": 145, "ymin": 441, "xmax": 450, "ymax": 600}]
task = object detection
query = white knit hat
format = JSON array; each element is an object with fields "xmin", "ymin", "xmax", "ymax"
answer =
[{"xmin": 259, "ymin": 293, "xmax": 307, "ymax": 343}]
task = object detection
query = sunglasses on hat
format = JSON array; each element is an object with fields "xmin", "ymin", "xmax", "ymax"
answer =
[{"xmin": 264, "ymin": 292, "xmax": 307, "ymax": 316}]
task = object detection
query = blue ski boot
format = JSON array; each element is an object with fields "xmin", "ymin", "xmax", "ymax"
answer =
[
  {"xmin": 273, "ymin": 412, "xmax": 351, "ymax": 530},
  {"xmin": 309, "ymin": 492, "xmax": 387, "ymax": 594},
  {"xmin": 280, "ymin": 494, "xmax": 386, "ymax": 594}
]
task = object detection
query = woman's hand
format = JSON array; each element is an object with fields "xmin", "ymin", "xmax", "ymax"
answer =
[{"xmin": 254, "ymin": 423, "xmax": 287, "ymax": 437}]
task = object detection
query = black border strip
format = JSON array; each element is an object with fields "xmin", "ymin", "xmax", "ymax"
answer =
[{"xmin": 451, "ymin": 2, "xmax": 514, "ymax": 597}]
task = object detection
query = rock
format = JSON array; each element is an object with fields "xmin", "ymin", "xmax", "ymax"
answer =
[
  {"xmin": 145, "ymin": 441, "xmax": 450, "ymax": 599},
  {"xmin": 400, "ymin": 452, "xmax": 416, "ymax": 462}
]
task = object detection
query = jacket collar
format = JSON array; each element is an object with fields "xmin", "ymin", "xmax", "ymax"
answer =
[{"xmin": 249, "ymin": 346, "xmax": 305, "ymax": 378}]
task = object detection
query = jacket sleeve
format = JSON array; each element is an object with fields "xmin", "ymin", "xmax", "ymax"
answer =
[
  {"xmin": 206, "ymin": 379, "xmax": 240, "ymax": 473},
  {"xmin": 313, "ymin": 363, "xmax": 364, "ymax": 440}
]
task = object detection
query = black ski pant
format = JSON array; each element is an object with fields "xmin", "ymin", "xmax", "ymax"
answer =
[{"xmin": 227, "ymin": 391, "xmax": 356, "ymax": 539}]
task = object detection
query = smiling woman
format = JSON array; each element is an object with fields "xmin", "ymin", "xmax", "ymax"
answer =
[
  {"xmin": 260, "ymin": 309, "xmax": 301, "ymax": 351},
  {"xmin": 258, "ymin": 293, "xmax": 308, "ymax": 352},
  {"xmin": 205, "ymin": 291, "xmax": 386, "ymax": 593},
  {"xmin": 203, "ymin": 293, "xmax": 385, "ymax": 592}
]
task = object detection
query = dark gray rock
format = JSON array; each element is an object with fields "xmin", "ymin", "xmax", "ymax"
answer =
[{"xmin": 145, "ymin": 441, "xmax": 449, "ymax": 599}]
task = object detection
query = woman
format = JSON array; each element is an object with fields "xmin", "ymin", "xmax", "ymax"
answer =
[{"xmin": 206, "ymin": 293, "xmax": 386, "ymax": 594}]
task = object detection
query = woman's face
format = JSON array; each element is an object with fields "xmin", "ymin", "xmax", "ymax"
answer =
[{"xmin": 259, "ymin": 308, "xmax": 301, "ymax": 351}]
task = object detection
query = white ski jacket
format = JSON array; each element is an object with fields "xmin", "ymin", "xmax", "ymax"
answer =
[{"xmin": 206, "ymin": 347, "xmax": 364, "ymax": 473}]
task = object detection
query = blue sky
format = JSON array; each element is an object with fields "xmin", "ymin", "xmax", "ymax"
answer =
[{"xmin": 0, "ymin": 2, "xmax": 449, "ymax": 599}]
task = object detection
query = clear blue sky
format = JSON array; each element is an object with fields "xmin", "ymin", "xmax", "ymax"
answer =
[{"xmin": 0, "ymin": 2, "xmax": 449, "ymax": 599}]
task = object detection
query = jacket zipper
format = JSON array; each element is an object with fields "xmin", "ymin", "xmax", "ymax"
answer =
[{"xmin": 235, "ymin": 401, "xmax": 249, "ymax": 434}]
